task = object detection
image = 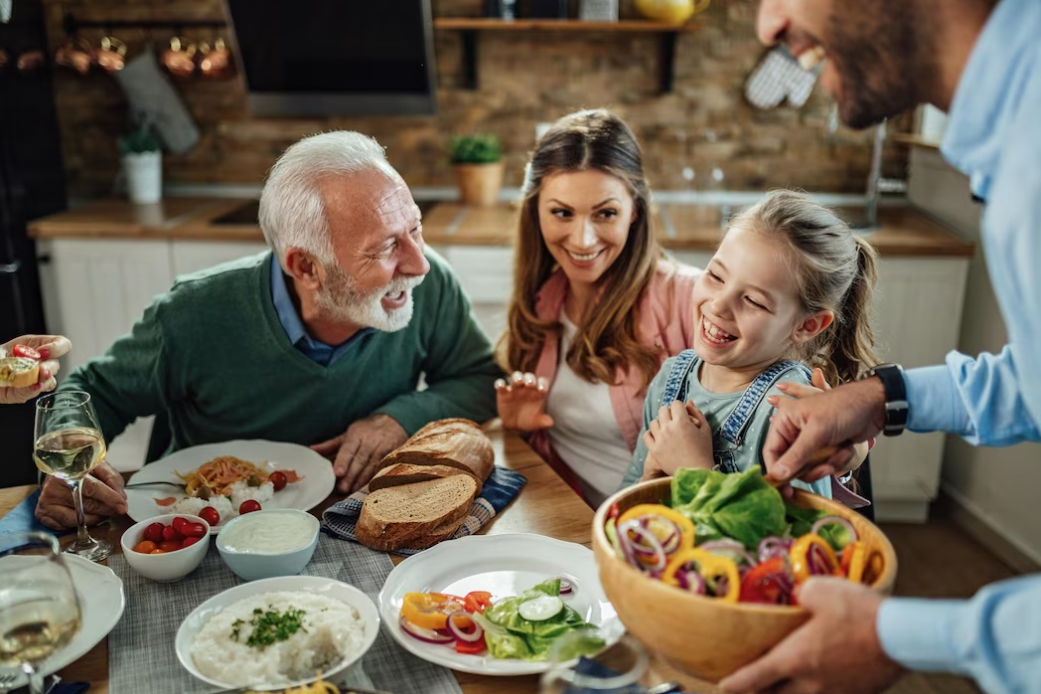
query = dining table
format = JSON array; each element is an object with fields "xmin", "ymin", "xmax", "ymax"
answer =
[{"xmin": 0, "ymin": 423, "xmax": 717, "ymax": 694}]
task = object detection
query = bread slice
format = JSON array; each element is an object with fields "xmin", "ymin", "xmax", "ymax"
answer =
[
  {"xmin": 377, "ymin": 418, "xmax": 494, "ymax": 482},
  {"xmin": 355, "ymin": 475, "xmax": 478, "ymax": 552},
  {"xmin": 402, "ymin": 514, "xmax": 467, "ymax": 551},
  {"xmin": 369, "ymin": 463, "xmax": 483, "ymax": 495},
  {"xmin": 0, "ymin": 357, "xmax": 39, "ymax": 388}
]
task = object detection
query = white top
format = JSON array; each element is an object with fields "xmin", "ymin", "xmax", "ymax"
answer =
[{"xmin": 545, "ymin": 314, "xmax": 634, "ymax": 507}]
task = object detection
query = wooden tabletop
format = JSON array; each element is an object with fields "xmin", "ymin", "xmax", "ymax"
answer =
[
  {"xmin": 0, "ymin": 424, "xmax": 714, "ymax": 694},
  {"xmin": 28, "ymin": 198, "xmax": 974, "ymax": 257}
]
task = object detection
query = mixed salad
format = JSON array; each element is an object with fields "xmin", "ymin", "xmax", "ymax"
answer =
[
  {"xmin": 605, "ymin": 468, "xmax": 884, "ymax": 605},
  {"xmin": 398, "ymin": 578, "xmax": 604, "ymax": 661}
]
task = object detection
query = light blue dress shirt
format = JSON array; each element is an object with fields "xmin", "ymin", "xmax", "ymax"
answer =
[
  {"xmin": 878, "ymin": 0, "xmax": 1041, "ymax": 691},
  {"xmin": 269, "ymin": 254, "xmax": 374, "ymax": 367}
]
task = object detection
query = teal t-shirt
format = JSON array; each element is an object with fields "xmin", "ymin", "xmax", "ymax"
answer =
[{"xmin": 621, "ymin": 354, "xmax": 832, "ymax": 498}]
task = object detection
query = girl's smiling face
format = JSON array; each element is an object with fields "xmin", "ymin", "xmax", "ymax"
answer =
[
  {"xmin": 538, "ymin": 169, "xmax": 637, "ymax": 288},
  {"xmin": 692, "ymin": 222, "xmax": 832, "ymax": 372}
]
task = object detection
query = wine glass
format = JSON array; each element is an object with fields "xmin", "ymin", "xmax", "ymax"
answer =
[
  {"xmin": 33, "ymin": 391, "xmax": 113, "ymax": 562},
  {"xmin": 0, "ymin": 532, "xmax": 83, "ymax": 694},
  {"xmin": 540, "ymin": 631, "xmax": 649, "ymax": 694}
]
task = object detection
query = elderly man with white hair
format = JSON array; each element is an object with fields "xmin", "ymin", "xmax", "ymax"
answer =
[{"xmin": 34, "ymin": 131, "xmax": 501, "ymax": 530}]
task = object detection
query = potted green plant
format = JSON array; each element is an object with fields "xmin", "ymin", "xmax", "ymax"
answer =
[
  {"xmin": 119, "ymin": 122, "xmax": 164, "ymax": 204},
  {"xmin": 450, "ymin": 133, "xmax": 504, "ymax": 207}
]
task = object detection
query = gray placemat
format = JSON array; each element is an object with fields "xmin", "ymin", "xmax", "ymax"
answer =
[{"xmin": 107, "ymin": 533, "xmax": 463, "ymax": 694}]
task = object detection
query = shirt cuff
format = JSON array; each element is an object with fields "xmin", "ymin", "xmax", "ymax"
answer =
[
  {"xmin": 877, "ymin": 598, "xmax": 969, "ymax": 675},
  {"xmin": 904, "ymin": 364, "xmax": 962, "ymax": 433}
]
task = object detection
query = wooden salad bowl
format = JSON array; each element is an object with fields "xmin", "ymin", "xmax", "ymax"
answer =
[{"xmin": 591, "ymin": 477, "xmax": 898, "ymax": 682}]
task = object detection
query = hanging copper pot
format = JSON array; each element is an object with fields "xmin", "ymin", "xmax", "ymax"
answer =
[
  {"xmin": 161, "ymin": 36, "xmax": 197, "ymax": 79},
  {"xmin": 94, "ymin": 36, "xmax": 127, "ymax": 73},
  {"xmin": 16, "ymin": 49, "xmax": 45, "ymax": 73},
  {"xmin": 55, "ymin": 35, "xmax": 93, "ymax": 75},
  {"xmin": 198, "ymin": 37, "xmax": 233, "ymax": 79}
]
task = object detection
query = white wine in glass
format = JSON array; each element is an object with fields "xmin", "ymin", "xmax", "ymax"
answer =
[
  {"xmin": 33, "ymin": 391, "xmax": 113, "ymax": 562},
  {"xmin": 0, "ymin": 532, "xmax": 83, "ymax": 694}
]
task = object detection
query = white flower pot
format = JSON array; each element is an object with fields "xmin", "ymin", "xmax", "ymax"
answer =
[{"xmin": 123, "ymin": 151, "xmax": 162, "ymax": 204}]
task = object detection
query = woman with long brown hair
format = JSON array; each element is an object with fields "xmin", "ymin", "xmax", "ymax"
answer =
[{"xmin": 495, "ymin": 109, "xmax": 701, "ymax": 506}]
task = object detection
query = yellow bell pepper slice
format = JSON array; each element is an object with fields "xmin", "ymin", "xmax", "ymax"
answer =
[
  {"xmin": 617, "ymin": 504, "xmax": 696, "ymax": 553},
  {"xmin": 841, "ymin": 541, "xmax": 870, "ymax": 584},
  {"xmin": 661, "ymin": 548, "xmax": 740, "ymax": 603},
  {"xmin": 400, "ymin": 592, "xmax": 449, "ymax": 630},
  {"xmin": 791, "ymin": 534, "xmax": 840, "ymax": 583}
]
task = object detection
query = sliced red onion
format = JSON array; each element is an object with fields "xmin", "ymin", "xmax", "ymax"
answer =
[
  {"xmin": 701, "ymin": 539, "xmax": 758, "ymax": 568},
  {"xmin": 808, "ymin": 543, "xmax": 833, "ymax": 576},
  {"xmin": 447, "ymin": 613, "xmax": 484, "ymax": 643},
  {"xmin": 811, "ymin": 516, "xmax": 858, "ymax": 544},
  {"xmin": 616, "ymin": 522, "xmax": 641, "ymax": 569},
  {"xmin": 557, "ymin": 577, "xmax": 574, "ymax": 594},
  {"xmin": 714, "ymin": 575, "xmax": 730, "ymax": 599},
  {"xmin": 684, "ymin": 569, "xmax": 706, "ymax": 595},
  {"xmin": 618, "ymin": 520, "xmax": 667, "ymax": 572},
  {"xmin": 400, "ymin": 616, "xmax": 453, "ymax": 644},
  {"xmin": 758, "ymin": 536, "xmax": 793, "ymax": 563},
  {"xmin": 660, "ymin": 528, "xmax": 680, "ymax": 554}
]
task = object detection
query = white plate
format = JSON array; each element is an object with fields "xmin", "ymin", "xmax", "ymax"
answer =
[
  {"xmin": 378, "ymin": 533, "xmax": 623, "ymax": 676},
  {"xmin": 126, "ymin": 440, "xmax": 336, "ymax": 533},
  {"xmin": 175, "ymin": 575, "xmax": 380, "ymax": 690},
  {"xmin": 2, "ymin": 554, "xmax": 125, "ymax": 689}
]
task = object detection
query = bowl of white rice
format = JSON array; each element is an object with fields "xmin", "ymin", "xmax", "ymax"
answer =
[{"xmin": 175, "ymin": 576, "xmax": 379, "ymax": 690}]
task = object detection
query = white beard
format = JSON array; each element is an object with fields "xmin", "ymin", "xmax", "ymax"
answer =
[{"xmin": 316, "ymin": 265, "xmax": 424, "ymax": 333}]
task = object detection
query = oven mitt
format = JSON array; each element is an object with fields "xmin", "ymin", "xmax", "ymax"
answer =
[
  {"xmin": 114, "ymin": 47, "xmax": 199, "ymax": 154},
  {"xmin": 744, "ymin": 43, "xmax": 822, "ymax": 109}
]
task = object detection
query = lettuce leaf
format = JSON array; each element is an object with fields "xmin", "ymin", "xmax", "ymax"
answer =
[
  {"xmin": 480, "ymin": 579, "xmax": 603, "ymax": 661},
  {"xmin": 671, "ymin": 467, "xmax": 788, "ymax": 550}
]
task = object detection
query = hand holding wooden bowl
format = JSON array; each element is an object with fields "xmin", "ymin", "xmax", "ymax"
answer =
[{"xmin": 591, "ymin": 477, "xmax": 897, "ymax": 682}]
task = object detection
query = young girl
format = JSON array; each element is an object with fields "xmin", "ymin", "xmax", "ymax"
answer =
[{"xmin": 621, "ymin": 190, "xmax": 878, "ymax": 498}]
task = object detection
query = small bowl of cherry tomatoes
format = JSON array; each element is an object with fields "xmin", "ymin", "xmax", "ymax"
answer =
[{"xmin": 120, "ymin": 513, "xmax": 211, "ymax": 583}]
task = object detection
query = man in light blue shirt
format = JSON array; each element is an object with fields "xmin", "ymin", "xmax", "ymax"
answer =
[{"xmin": 721, "ymin": 1, "xmax": 1041, "ymax": 693}]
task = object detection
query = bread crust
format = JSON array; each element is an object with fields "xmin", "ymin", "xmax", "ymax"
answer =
[
  {"xmin": 355, "ymin": 475, "xmax": 478, "ymax": 551},
  {"xmin": 377, "ymin": 418, "xmax": 494, "ymax": 482},
  {"xmin": 0, "ymin": 358, "xmax": 40, "ymax": 389}
]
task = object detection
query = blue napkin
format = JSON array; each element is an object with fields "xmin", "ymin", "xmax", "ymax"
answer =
[
  {"xmin": 322, "ymin": 466, "xmax": 527, "ymax": 555},
  {"xmin": 0, "ymin": 489, "xmax": 59, "ymax": 552}
]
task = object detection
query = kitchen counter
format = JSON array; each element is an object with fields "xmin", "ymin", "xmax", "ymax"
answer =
[{"xmin": 28, "ymin": 197, "xmax": 975, "ymax": 257}]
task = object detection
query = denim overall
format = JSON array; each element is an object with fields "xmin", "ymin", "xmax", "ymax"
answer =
[{"xmin": 659, "ymin": 349, "xmax": 811, "ymax": 474}]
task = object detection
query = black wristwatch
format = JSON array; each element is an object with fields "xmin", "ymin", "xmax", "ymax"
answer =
[{"xmin": 868, "ymin": 363, "xmax": 908, "ymax": 437}]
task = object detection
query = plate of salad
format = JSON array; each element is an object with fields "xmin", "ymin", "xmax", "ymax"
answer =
[{"xmin": 378, "ymin": 533, "xmax": 624, "ymax": 675}]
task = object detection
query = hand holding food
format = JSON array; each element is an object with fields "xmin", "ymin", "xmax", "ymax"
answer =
[
  {"xmin": 643, "ymin": 400, "xmax": 714, "ymax": 475},
  {"xmin": 719, "ymin": 577, "xmax": 904, "ymax": 694},
  {"xmin": 494, "ymin": 371, "xmax": 554, "ymax": 432},
  {"xmin": 311, "ymin": 413, "xmax": 408, "ymax": 493},
  {"xmin": 0, "ymin": 335, "xmax": 71, "ymax": 404},
  {"xmin": 34, "ymin": 461, "xmax": 127, "ymax": 530}
]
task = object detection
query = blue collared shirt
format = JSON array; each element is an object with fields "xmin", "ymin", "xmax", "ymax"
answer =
[
  {"xmin": 879, "ymin": 1, "xmax": 1041, "ymax": 691},
  {"xmin": 269, "ymin": 254, "xmax": 374, "ymax": 367}
]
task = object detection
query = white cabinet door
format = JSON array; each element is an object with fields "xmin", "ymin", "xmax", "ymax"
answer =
[
  {"xmin": 432, "ymin": 246, "xmax": 514, "ymax": 342},
  {"xmin": 171, "ymin": 241, "xmax": 269, "ymax": 278},
  {"xmin": 868, "ymin": 257, "xmax": 970, "ymax": 521},
  {"xmin": 40, "ymin": 239, "xmax": 175, "ymax": 472}
]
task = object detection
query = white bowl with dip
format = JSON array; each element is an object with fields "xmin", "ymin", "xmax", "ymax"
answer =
[{"xmin": 216, "ymin": 509, "xmax": 320, "ymax": 581}]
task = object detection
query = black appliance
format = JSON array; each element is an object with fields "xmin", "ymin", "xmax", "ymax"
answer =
[{"xmin": 0, "ymin": 0, "xmax": 68, "ymax": 487}]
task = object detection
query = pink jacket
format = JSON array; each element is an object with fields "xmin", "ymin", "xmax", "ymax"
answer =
[{"xmin": 528, "ymin": 261, "xmax": 703, "ymax": 471}]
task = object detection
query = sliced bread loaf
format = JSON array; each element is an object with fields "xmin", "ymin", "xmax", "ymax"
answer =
[
  {"xmin": 402, "ymin": 514, "xmax": 467, "ymax": 550},
  {"xmin": 355, "ymin": 474, "xmax": 478, "ymax": 552},
  {"xmin": 369, "ymin": 462, "xmax": 483, "ymax": 495},
  {"xmin": 377, "ymin": 418, "xmax": 494, "ymax": 482}
]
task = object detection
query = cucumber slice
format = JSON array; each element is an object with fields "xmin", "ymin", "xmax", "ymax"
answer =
[{"xmin": 518, "ymin": 594, "xmax": 563, "ymax": 621}]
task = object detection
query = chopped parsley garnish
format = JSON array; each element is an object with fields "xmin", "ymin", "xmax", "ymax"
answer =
[{"xmin": 229, "ymin": 605, "xmax": 308, "ymax": 648}]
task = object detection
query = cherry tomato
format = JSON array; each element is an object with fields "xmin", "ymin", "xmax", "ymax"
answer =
[
  {"xmin": 12, "ymin": 344, "xmax": 41, "ymax": 360},
  {"xmin": 463, "ymin": 591, "xmax": 494, "ymax": 614},
  {"xmin": 181, "ymin": 522, "xmax": 206, "ymax": 538},
  {"xmin": 144, "ymin": 522, "xmax": 165, "ymax": 544},
  {"xmin": 133, "ymin": 540, "xmax": 158, "ymax": 554},
  {"xmin": 149, "ymin": 548, "xmax": 167, "ymax": 555},
  {"xmin": 181, "ymin": 536, "xmax": 202, "ymax": 548},
  {"xmin": 198, "ymin": 506, "xmax": 220, "ymax": 526},
  {"xmin": 239, "ymin": 500, "xmax": 261, "ymax": 514},
  {"xmin": 172, "ymin": 516, "xmax": 189, "ymax": 532},
  {"xmin": 162, "ymin": 525, "xmax": 183, "ymax": 542},
  {"xmin": 159, "ymin": 539, "xmax": 183, "ymax": 552},
  {"xmin": 454, "ymin": 640, "xmax": 486, "ymax": 655},
  {"xmin": 269, "ymin": 471, "xmax": 288, "ymax": 492}
]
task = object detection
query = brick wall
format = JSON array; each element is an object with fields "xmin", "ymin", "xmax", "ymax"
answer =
[{"xmin": 43, "ymin": 0, "xmax": 911, "ymax": 196}]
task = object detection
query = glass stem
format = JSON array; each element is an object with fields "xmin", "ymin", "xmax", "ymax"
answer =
[
  {"xmin": 70, "ymin": 477, "xmax": 90, "ymax": 546},
  {"xmin": 21, "ymin": 660, "xmax": 44, "ymax": 694}
]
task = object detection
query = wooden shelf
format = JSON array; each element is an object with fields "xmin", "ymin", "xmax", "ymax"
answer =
[
  {"xmin": 433, "ymin": 18, "xmax": 700, "ymax": 93},
  {"xmin": 889, "ymin": 133, "xmax": 941, "ymax": 149},
  {"xmin": 433, "ymin": 18, "xmax": 700, "ymax": 32}
]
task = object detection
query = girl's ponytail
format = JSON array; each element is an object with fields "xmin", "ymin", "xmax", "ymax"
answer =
[{"xmin": 826, "ymin": 237, "xmax": 880, "ymax": 384}]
